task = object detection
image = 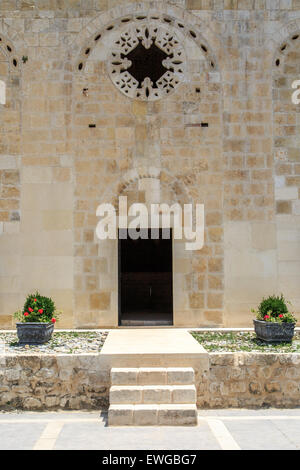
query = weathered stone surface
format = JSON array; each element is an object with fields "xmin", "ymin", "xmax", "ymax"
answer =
[
  {"xmin": 133, "ymin": 405, "xmax": 158, "ymax": 425},
  {"xmin": 158, "ymin": 404, "xmax": 198, "ymax": 426},
  {"xmin": 167, "ymin": 367, "xmax": 195, "ymax": 385},
  {"xmin": 0, "ymin": 354, "xmax": 109, "ymax": 411},
  {"xmin": 108, "ymin": 405, "xmax": 134, "ymax": 426},
  {"xmin": 138, "ymin": 368, "xmax": 167, "ymax": 385},
  {"xmin": 198, "ymin": 352, "xmax": 300, "ymax": 409},
  {"xmin": 1, "ymin": 353, "xmax": 300, "ymax": 411},
  {"xmin": 172, "ymin": 385, "xmax": 196, "ymax": 404},
  {"xmin": 111, "ymin": 368, "xmax": 138, "ymax": 385},
  {"xmin": 143, "ymin": 386, "xmax": 172, "ymax": 404},
  {"xmin": 110, "ymin": 386, "xmax": 143, "ymax": 405}
]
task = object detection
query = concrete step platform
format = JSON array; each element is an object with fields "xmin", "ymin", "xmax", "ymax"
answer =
[
  {"xmin": 110, "ymin": 385, "xmax": 196, "ymax": 405},
  {"xmin": 108, "ymin": 404, "xmax": 198, "ymax": 426},
  {"xmin": 100, "ymin": 329, "xmax": 208, "ymax": 369}
]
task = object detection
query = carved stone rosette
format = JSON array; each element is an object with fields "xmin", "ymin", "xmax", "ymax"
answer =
[{"xmin": 107, "ymin": 23, "xmax": 186, "ymax": 101}]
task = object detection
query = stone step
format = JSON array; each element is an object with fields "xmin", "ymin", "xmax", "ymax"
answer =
[
  {"xmin": 108, "ymin": 404, "xmax": 198, "ymax": 426},
  {"xmin": 111, "ymin": 367, "xmax": 195, "ymax": 386},
  {"xmin": 110, "ymin": 385, "xmax": 196, "ymax": 405}
]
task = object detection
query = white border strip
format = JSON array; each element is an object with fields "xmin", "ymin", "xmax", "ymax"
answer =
[
  {"xmin": 206, "ymin": 419, "xmax": 240, "ymax": 450},
  {"xmin": 33, "ymin": 422, "xmax": 64, "ymax": 450},
  {"xmin": 204, "ymin": 415, "xmax": 300, "ymax": 421}
]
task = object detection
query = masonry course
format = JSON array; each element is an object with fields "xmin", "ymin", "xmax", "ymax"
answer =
[{"xmin": 0, "ymin": 0, "xmax": 299, "ymax": 329}]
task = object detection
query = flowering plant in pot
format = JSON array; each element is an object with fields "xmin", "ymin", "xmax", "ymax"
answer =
[
  {"xmin": 252, "ymin": 294, "xmax": 297, "ymax": 343},
  {"xmin": 14, "ymin": 292, "xmax": 60, "ymax": 344}
]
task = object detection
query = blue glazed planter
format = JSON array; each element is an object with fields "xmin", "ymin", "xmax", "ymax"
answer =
[
  {"xmin": 16, "ymin": 322, "xmax": 54, "ymax": 344},
  {"xmin": 253, "ymin": 319, "xmax": 295, "ymax": 343}
]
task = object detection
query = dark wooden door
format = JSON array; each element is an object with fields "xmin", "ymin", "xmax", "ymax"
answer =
[{"xmin": 118, "ymin": 229, "xmax": 173, "ymax": 325}]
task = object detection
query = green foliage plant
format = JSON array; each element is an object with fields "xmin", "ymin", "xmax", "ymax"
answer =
[
  {"xmin": 252, "ymin": 294, "xmax": 296, "ymax": 324},
  {"xmin": 14, "ymin": 291, "xmax": 60, "ymax": 324}
]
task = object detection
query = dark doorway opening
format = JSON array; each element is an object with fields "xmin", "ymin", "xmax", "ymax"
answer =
[{"xmin": 118, "ymin": 229, "xmax": 173, "ymax": 326}]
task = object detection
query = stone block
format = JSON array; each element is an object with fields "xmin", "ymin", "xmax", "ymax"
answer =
[
  {"xmin": 167, "ymin": 368, "xmax": 195, "ymax": 385},
  {"xmin": 158, "ymin": 404, "xmax": 197, "ymax": 426},
  {"xmin": 203, "ymin": 310, "xmax": 223, "ymax": 325},
  {"xmin": 142, "ymin": 386, "xmax": 172, "ymax": 404},
  {"xmin": 208, "ymin": 275, "xmax": 223, "ymax": 290},
  {"xmin": 5, "ymin": 369, "xmax": 20, "ymax": 381},
  {"xmin": 111, "ymin": 368, "xmax": 138, "ymax": 385},
  {"xmin": 278, "ymin": 241, "xmax": 300, "ymax": 261},
  {"xmin": 138, "ymin": 368, "xmax": 167, "ymax": 385},
  {"xmin": 208, "ymin": 258, "xmax": 223, "ymax": 273},
  {"xmin": 133, "ymin": 405, "xmax": 158, "ymax": 425},
  {"xmin": 189, "ymin": 292, "xmax": 204, "ymax": 309},
  {"xmin": 2, "ymin": 170, "xmax": 19, "ymax": 185},
  {"xmin": 42, "ymin": 210, "xmax": 72, "ymax": 230},
  {"xmin": 23, "ymin": 398, "xmax": 42, "ymax": 410},
  {"xmin": 275, "ymin": 187, "xmax": 298, "ymax": 201},
  {"xmin": 0, "ymin": 315, "xmax": 12, "ymax": 328},
  {"xmin": 110, "ymin": 386, "xmax": 142, "ymax": 405},
  {"xmin": 251, "ymin": 222, "xmax": 277, "ymax": 251},
  {"xmin": 172, "ymin": 385, "xmax": 197, "ymax": 404},
  {"xmin": 90, "ymin": 292, "xmax": 110, "ymax": 310},
  {"xmin": 108, "ymin": 405, "xmax": 134, "ymax": 426},
  {"xmin": 23, "ymin": 167, "xmax": 53, "ymax": 184},
  {"xmin": 207, "ymin": 293, "xmax": 223, "ymax": 309}
]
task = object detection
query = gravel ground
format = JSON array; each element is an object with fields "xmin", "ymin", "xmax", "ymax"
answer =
[
  {"xmin": 191, "ymin": 331, "xmax": 300, "ymax": 353},
  {"xmin": 0, "ymin": 331, "xmax": 108, "ymax": 355}
]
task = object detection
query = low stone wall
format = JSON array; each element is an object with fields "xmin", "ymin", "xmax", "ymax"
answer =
[
  {"xmin": 0, "ymin": 355, "xmax": 109, "ymax": 410},
  {"xmin": 198, "ymin": 353, "xmax": 300, "ymax": 409},
  {"xmin": 1, "ymin": 352, "xmax": 300, "ymax": 410}
]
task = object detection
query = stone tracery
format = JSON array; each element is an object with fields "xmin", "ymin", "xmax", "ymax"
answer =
[{"xmin": 107, "ymin": 23, "xmax": 186, "ymax": 100}]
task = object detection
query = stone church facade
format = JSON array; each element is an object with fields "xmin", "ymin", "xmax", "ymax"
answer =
[{"xmin": 0, "ymin": 0, "xmax": 300, "ymax": 329}]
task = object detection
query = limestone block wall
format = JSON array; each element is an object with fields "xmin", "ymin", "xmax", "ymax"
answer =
[
  {"xmin": 273, "ymin": 35, "xmax": 300, "ymax": 319},
  {"xmin": 72, "ymin": 14, "xmax": 224, "ymax": 327},
  {"xmin": 1, "ymin": 352, "xmax": 300, "ymax": 410},
  {"xmin": 0, "ymin": 32, "xmax": 21, "ymax": 328},
  {"xmin": 0, "ymin": 1, "xmax": 299, "ymax": 327},
  {"xmin": 199, "ymin": 352, "xmax": 300, "ymax": 409},
  {"xmin": 0, "ymin": 354, "xmax": 109, "ymax": 410}
]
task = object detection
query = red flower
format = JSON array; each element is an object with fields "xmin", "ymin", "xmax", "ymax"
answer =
[
  {"xmin": 279, "ymin": 314, "xmax": 283, "ymax": 318},
  {"xmin": 264, "ymin": 315, "xmax": 269, "ymax": 320},
  {"xmin": 24, "ymin": 312, "xmax": 29, "ymax": 316},
  {"xmin": 38, "ymin": 309, "xmax": 43, "ymax": 314},
  {"xmin": 51, "ymin": 318, "xmax": 56, "ymax": 323},
  {"xmin": 28, "ymin": 307, "xmax": 33, "ymax": 312},
  {"xmin": 34, "ymin": 298, "xmax": 37, "ymax": 302}
]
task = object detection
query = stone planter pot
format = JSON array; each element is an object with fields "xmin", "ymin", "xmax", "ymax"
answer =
[
  {"xmin": 16, "ymin": 322, "xmax": 54, "ymax": 345},
  {"xmin": 253, "ymin": 319, "xmax": 295, "ymax": 343}
]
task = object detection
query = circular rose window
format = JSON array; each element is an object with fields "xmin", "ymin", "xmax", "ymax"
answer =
[{"xmin": 107, "ymin": 23, "xmax": 186, "ymax": 101}]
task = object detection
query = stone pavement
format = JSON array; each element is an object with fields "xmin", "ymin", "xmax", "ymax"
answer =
[
  {"xmin": 1, "ymin": 409, "xmax": 300, "ymax": 450},
  {"xmin": 100, "ymin": 328, "xmax": 208, "ymax": 368}
]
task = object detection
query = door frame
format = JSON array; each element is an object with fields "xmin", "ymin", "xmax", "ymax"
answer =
[{"xmin": 118, "ymin": 228, "xmax": 173, "ymax": 326}]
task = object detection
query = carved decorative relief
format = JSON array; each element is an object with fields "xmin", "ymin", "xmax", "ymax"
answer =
[{"xmin": 107, "ymin": 23, "xmax": 186, "ymax": 100}]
